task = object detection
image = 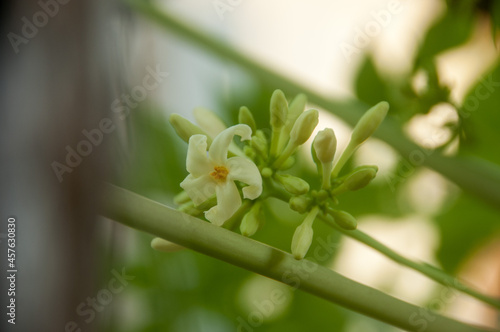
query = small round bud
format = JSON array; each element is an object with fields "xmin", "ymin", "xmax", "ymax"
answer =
[
  {"xmin": 261, "ymin": 167, "xmax": 273, "ymax": 178},
  {"xmin": 289, "ymin": 196, "xmax": 311, "ymax": 214},
  {"xmin": 276, "ymin": 174, "xmax": 310, "ymax": 195},
  {"xmin": 170, "ymin": 114, "xmax": 212, "ymax": 145},
  {"xmin": 240, "ymin": 202, "xmax": 263, "ymax": 237},
  {"xmin": 239, "ymin": 106, "xmax": 257, "ymax": 133},
  {"xmin": 313, "ymin": 128, "xmax": 337, "ymax": 164},
  {"xmin": 270, "ymin": 89, "xmax": 288, "ymax": 129},
  {"xmin": 329, "ymin": 209, "xmax": 357, "ymax": 230},
  {"xmin": 290, "ymin": 109, "xmax": 319, "ymax": 146},
  {"xmin": 351, "ymin": 101, "xmax": 389, "ymax": 146},
  {"xmin": 344, "ymin": 166, "xmax": 378, "ymax": 191}
]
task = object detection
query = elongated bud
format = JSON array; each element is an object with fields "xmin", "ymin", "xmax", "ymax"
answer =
[
  {"xmin": 313, "ymin": 128, "xmax": 337, "ymax": 163},
  {"xmin": 279, "ymin": 156, "xmax": 295, "ymax": 170},
  {"xmin": 251, "ymin": 135, "xmax": 268, "ymax": 157},
  {"xmin": 239, "ymin": 106, "xmax": 257, "ymax": 133},
  {"xmin": 275, "ymin": 174, "xmax": 310, "ymax": 195},
  {"xmin": 291, "ymin": 206, "xmax": 319, "ymax": 259},
  {"xmin": 344, "ymin": 166, "xmax": 378, "ymax": 191},
  {"xmin": 290, "ymin": 109, "xmax": 319, "ymax": 146},
  {"xmin": 193, "ymin": 107, "xmax": 227, "ymax": 138},
  {"xmin": 270, "ymin": 89, "xmax": 288, "ymax": 129},
  {"xmin": 351, "ymin": 101, "xmax": 389, "ymax": 146},
  {"xmin": 287, "ymin": 94, "xmax": 307, "ymax": 127},
  {"xmin": 311, "ymin": 144, "xmax": 323, "ymax": 176},
  {"xmin": 289, "ymin": 196, "xmax": 312, "ymax": 214},
  {"xmin": 170, "ymin": 114, "xmax": 212, "ymax": 145},
  {"xmin": 174, "ymin": 191, "xmax": 191, "ymax": 205},
  {"xmin": 291, "ymin": 223, "xmax": 313, "ymax": 260},
  {"xmin": 328, "ymin": 209, "xmax": 357, "ymax": 230},
  {"xmin": 151, "ymin": 238, "xmax": 185, "ymax": 253},
  {"xmin": 240, "ymin": 202, "xmax": 262, "ymax": 237}
]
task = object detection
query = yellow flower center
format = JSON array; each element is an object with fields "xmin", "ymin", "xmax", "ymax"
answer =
[{"xmin": 211, "ymin": 166, "xmax": 229, "ymax": 182}]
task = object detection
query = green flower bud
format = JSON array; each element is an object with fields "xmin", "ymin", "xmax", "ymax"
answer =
[
  {"xmin": 238, "ymin": 106, "xmax": 257, "ymax": 133},
  {"xmin": 313, "ymin": 128, "xmax": 337, "ymax": 164},
  {"xmin": 251, "ymin": 134, "xmax": 268, "ymax": 157},
  {"xmin": 170, "ymin": 114, "xmax": 212, "ymax": 146},
  {"xmin": 289, "ymin": 196, "xmax": 312, "ymax": 214},
  {"xmin": 291, "ymin": 206, "xmax": 319, "ymax": 260},
  {"xmin": 276, "ymin": 174, "xmax": 310, "ymax": 195},
  {"xmin": 287, "ymin": 93, "xmax": 307, "ymax": 129},
  {"xmin": 261, "ymin": 167, "xmax": 273, "ymax": 178},
  {"xmin": 351, "ymin": 101, "xmax": 389, "ymax": 146},
  {"xmin": 291, "ymin": 223, "xmax": 313, "ymax": 260},
  {"xmin": 243, "ymin": 145, "xmax": 256, "ymax": 159},
  {"xmin": 240, "ymin": 202, "xmax": 263, "ymax": 237},
  {"xmin": 290, "ymin": 109, "xmax": 319, "ymax": 146},
  {"xmin": 313, "ymin": 128, "xmax": 337, "ymax": 189},
  {"xmin": 270, "ymin": 89, "xmax": 288, "ymax": 129},
  {"xmin": 328, "ymin": 208, "xmax": 357, "ymax": 230},
  {"xmin": 279, "ymin": 93, "xmax": 307, "ymax": 150},
  {"xmin": 279, "ymin": 156, "xmax": 295, "ymax": 170},
  {"xmin": 151, "ymin": 238, "xmax": 184, "ymax": 253},
  {"xmin": 174, "ymin": 191, "xmax": 191, "ymax": 205},
  {"xmin": 311, "ymin": 143, "xmax": 323, "ymax": 176},
  {"xmin": 343, "ymin": 166, "xmax": 378, "ymax": 191}
]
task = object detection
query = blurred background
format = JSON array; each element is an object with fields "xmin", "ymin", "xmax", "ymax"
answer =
[{"xmin": 1, "ymin": 0, "xmax": 499, "ymax": 331}]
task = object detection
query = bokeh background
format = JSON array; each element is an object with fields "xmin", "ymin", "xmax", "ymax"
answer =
[{"xmin": 1, "ymin": 0, "xmax": 499, "ymax": 331}]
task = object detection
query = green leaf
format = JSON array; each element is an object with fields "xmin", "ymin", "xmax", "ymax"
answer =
[{"xmin": 354, "ymin": 56, "xmax": 388, "ymax": 106}]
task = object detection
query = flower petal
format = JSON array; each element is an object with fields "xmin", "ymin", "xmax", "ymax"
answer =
[
  {"xmin": 193, "ymin": 107, "xmax": 227, "ymax": 138},
  {"xmin": 205, "ymin": 180, "xmax": 241, "ymax": 226},
  {"xmin": 227, "ymin": 157, "xmax": 262, "ymax": 199},
  {"xmin": 186, "ymin": 135, "xmax": 212, "ymax": 177},
  {"xmin": 180, "ymin": 174, "xmax": 216, "ymax": 206},
  {"xmin": 208, "ymin": 124, "xmax": 252, "ymax": 165}
]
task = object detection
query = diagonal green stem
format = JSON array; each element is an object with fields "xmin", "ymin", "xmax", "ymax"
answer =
[
  {"xmin": 101, "ymin": 184, "xmax": 498, "ymax": 332},
  {"xmin": 126, "ymin": 0, "xmax": 500, "ymax": 211},
  {"xmin": 321, "ymin": 213, "xmax": 500, "ymax": 310}
]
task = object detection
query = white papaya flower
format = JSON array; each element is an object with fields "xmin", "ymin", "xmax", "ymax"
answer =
[{"xmin": 180, "ymin": 124, "xmax": 262, "ymax": 225}]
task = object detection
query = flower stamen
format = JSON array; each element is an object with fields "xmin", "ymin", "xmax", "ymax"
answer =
[{"xmin": 211, "ymin": 166, "xmax": 229, "ymax": 181}]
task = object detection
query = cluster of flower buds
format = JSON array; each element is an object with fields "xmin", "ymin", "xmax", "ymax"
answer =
[{"xmin": 157, "ymin": 89, "xmax": 388, "ymax": 260}]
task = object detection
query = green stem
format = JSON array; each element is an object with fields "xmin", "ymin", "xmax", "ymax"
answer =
[
  {"xmin": 321, "ymin": 161, "xmax": 333, "ymax": 190},
  {"xmin": 127, "ymin": 0, "xmax": 500, "ymax": 211},
  {"xmin": 272, "ymin": 141, "xmax": 295, "ymax": 169},
  {"xmin": 270, "ymin": 127, "xmax": 282, "ymax": 158},
  {"xmin": 102, "ymin": 184, "xmax": 498, "ymax": 332},
  {"xmin": 331, "ymin": 140, "xmax": 357, "ymax": 178},
  {"xmin": 320, "ymin": 214, "xmax": 500, "ymax": 310}
]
